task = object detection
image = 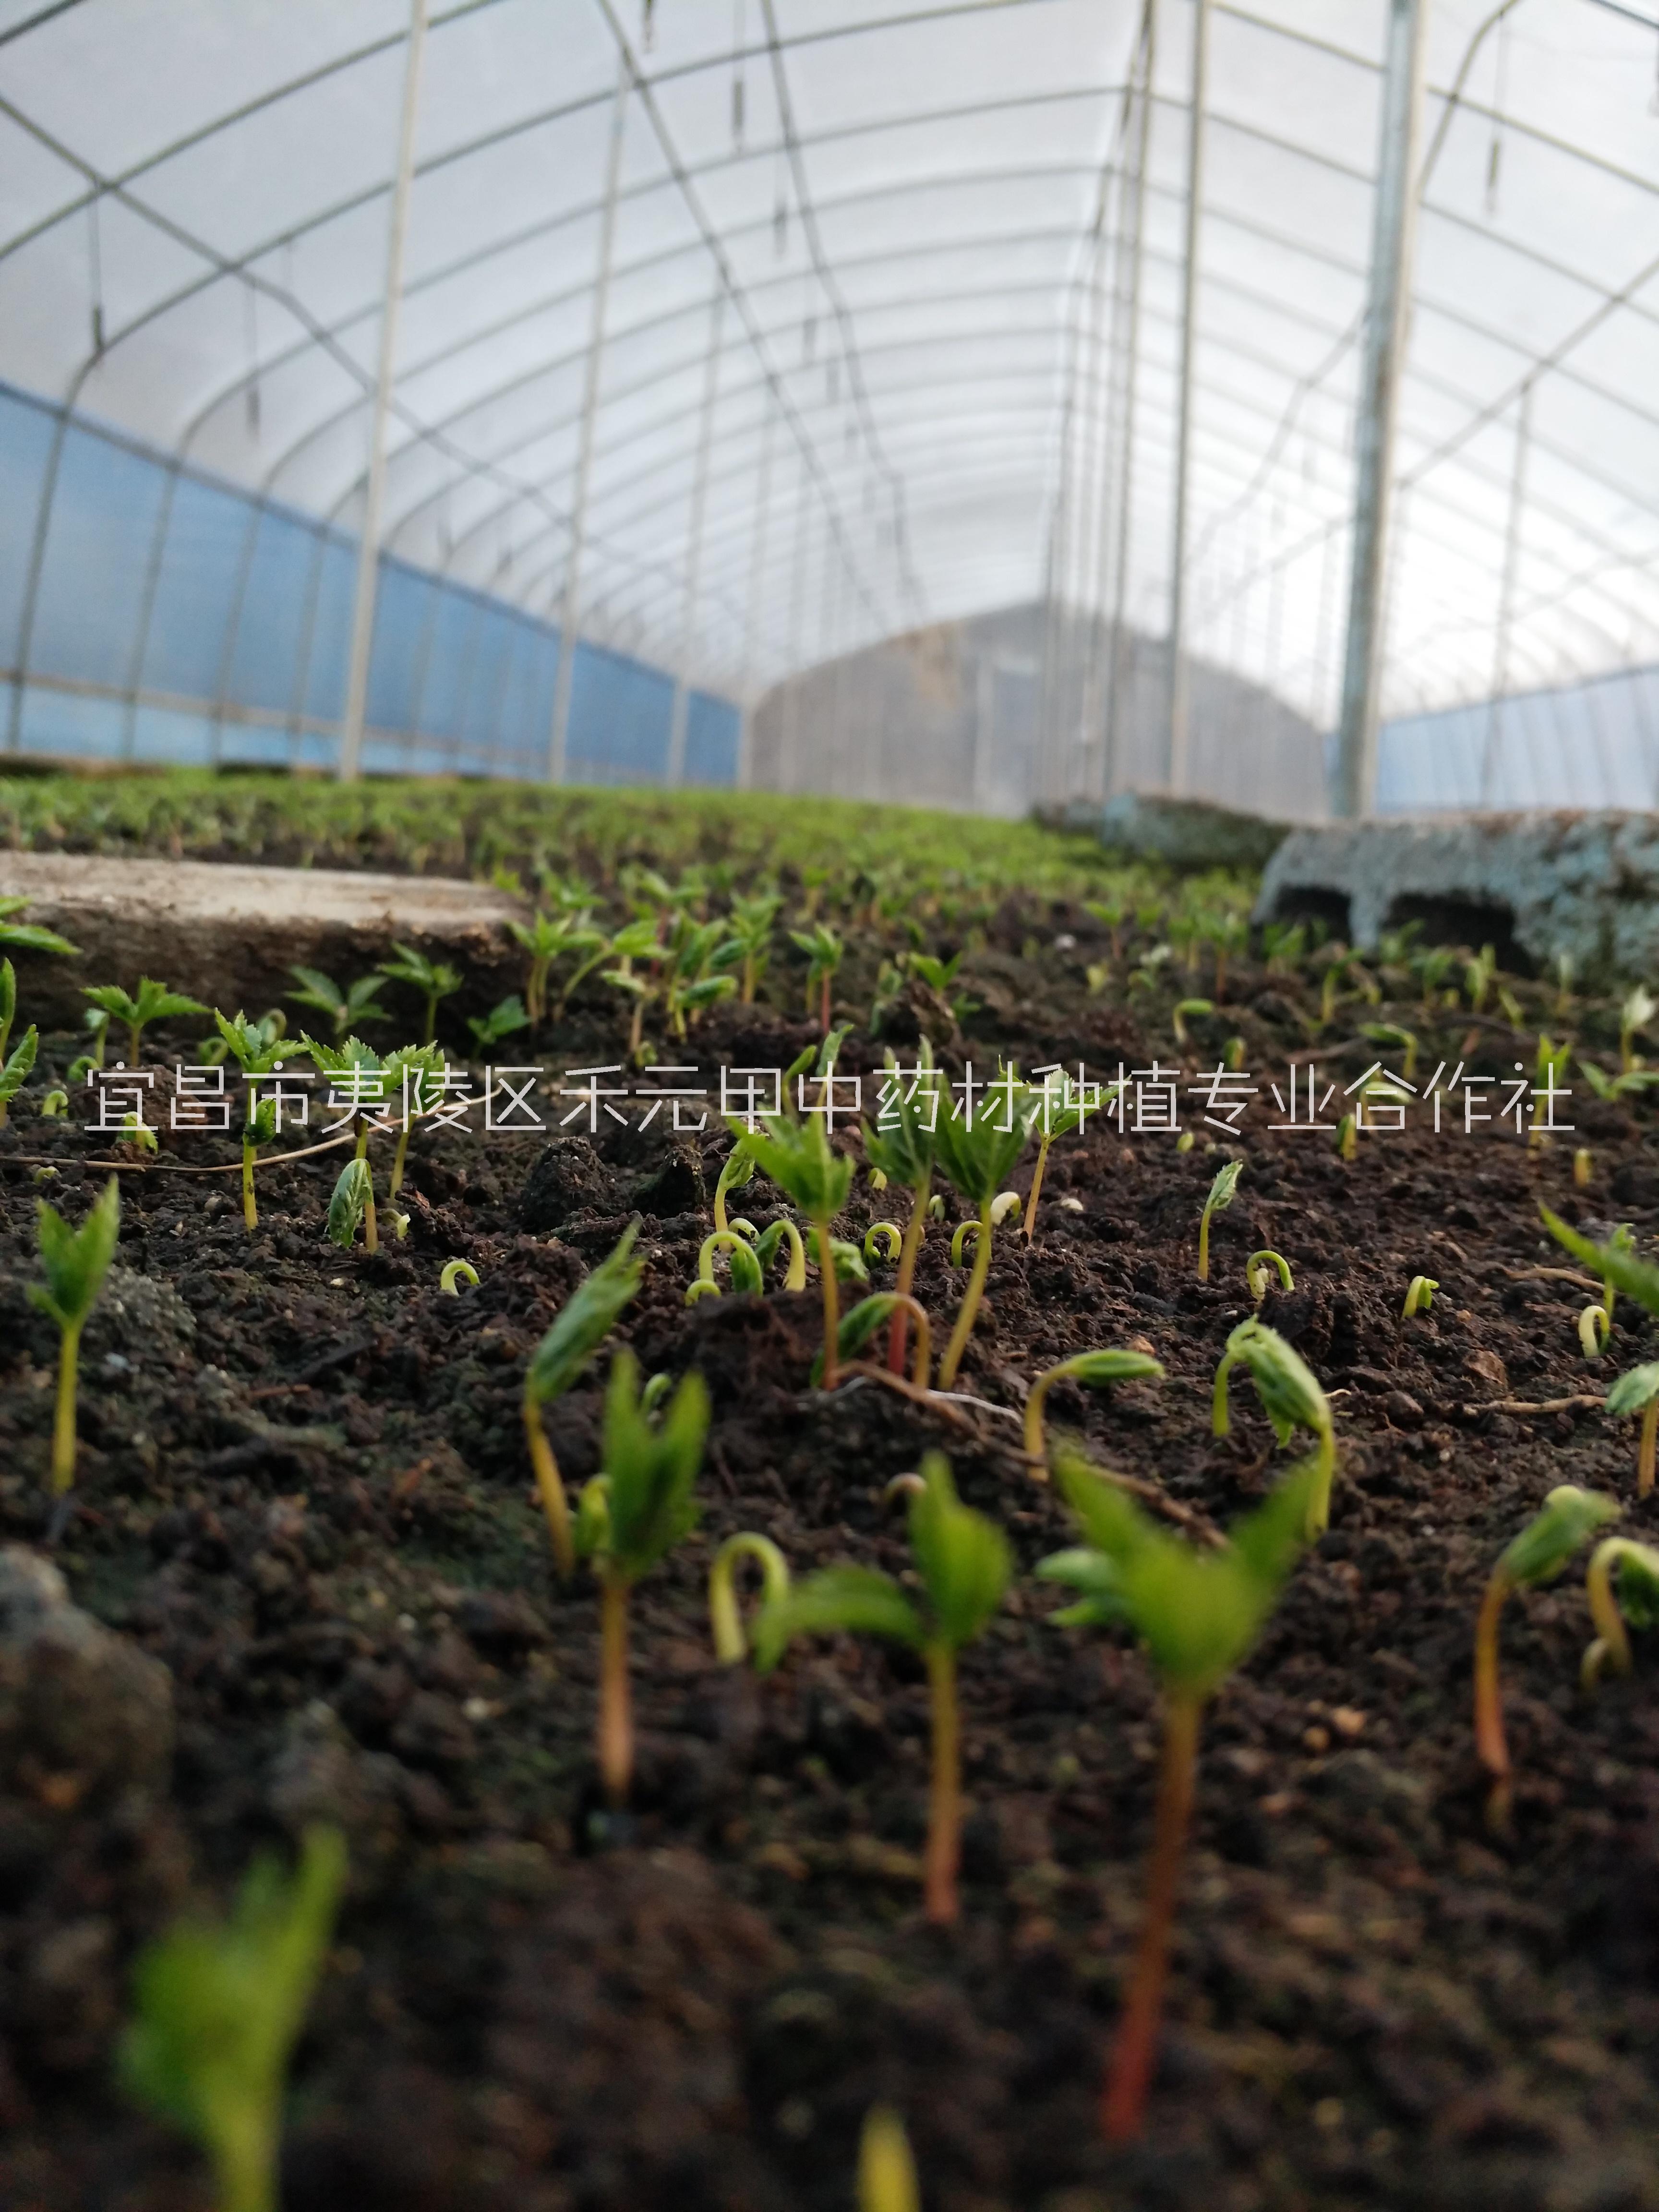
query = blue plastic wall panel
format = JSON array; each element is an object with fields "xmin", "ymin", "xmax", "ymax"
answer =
[
  {"xmin": 0, "ymin": 379, "xmax": 737, "ymax": 785},
  {"xmin": 1374, "ymin": 670, "xmax": 1659, "ymax": 812}
]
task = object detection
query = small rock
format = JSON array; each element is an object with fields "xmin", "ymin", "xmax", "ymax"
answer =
[
  {"xmin": 1383, "ymin": 1390, "xmax": 1424, "ymax": 1429},
  {"xmin": 0, "ymin": 1547, "xmax": 173, "ymax": 1802},
  {"xmin": 517, "ymin": 1138, "xmax": 611, "ymax": 1233},
  {"xmin": 1464, "ymin": 1347, "xmax": 1510, "ymax": 1396}
]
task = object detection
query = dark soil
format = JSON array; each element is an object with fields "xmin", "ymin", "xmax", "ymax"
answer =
[{"xmin": 5, "ymin": 941, "xmax": 1659, "ymax": 2212}]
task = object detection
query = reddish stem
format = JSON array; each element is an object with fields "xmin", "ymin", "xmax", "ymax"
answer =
[
  {"xmin": 923, "ymin": 1642, "xmax": 960, "ymax": 1924},
  {"xmin": 1102, "ymin": 1690, "xmax": 1201, "ymax": 2143},
  {"xmin": 886, "ymin": 1174, "xmax": 930, "ymax": 1374}
]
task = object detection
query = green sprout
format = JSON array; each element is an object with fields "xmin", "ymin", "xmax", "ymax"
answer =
[
  {"xmin": 742, "ymin": 1110, "xmax": 853, "ymax": 1386},
  {"xmin": 1465, "ymin": 941, "xmax": 1498, "ymax": 1014},
  {"xmin": 1574, "ymin": 1146, "xmax": 1593, "ymax": 1188},
  {"xmin": 1023, "ymin": 1070, "xmax": 1093, "ymax": 1242},
  {"xmin": 598, "ymin": 916, "xmax": 669, "ymax": 1061},
  {"xmin": 811, "ymin": 1291, "xmax": 932, "ymax": 1387},
  {"xmin": 213, "ymin": 1012, "xmax": 286, "ymax": 1231},
  {"xmin": 1212, "ymin": 1318, "xmax": 1336, "ymax": 1536},
  {"xmin": 40, "ymin": 1089, "xmax": 67, "ymax": 1117},
  {"xmin": 1023, "ymin": 1349, "xmax": 1165, "ymax": 1472},
  {"xmin": 1039, "ymin": 1453, "xmax": 1316, "ymax": 2143},
  {"xmin": 84, "ymin": 975, "xmax": 210, "ymax": 1067},
  {"xmin": 713, "ymin": 1136, "xmax": 757, "ymax": 1234},
  {"xmin": 301, "ymin": 1037, "xmax": 393, "ymax": 1250},
  {"xmin": 0, "ymin": 894, "xmax": 80, "ymax": 958},
  {"xmin": 1578, "ymin": 1058, "xmax": 1659, "ymax": 1102},
  {"xmin": 0, "ymin": 958, "xmax": 37, "ymax": 1129},
  {"xmin": 574, "ymin": 1350, "xmax": 709, "ymax": 1805},
  {"xmin": 466, "ymin": 994, "xmax": 531, "ymax": 1054},
  {"xmin": 507, "ymin": 908, "xmax": 606, "ymax": 1028},
  {"xmin": 1245, "ymin": 1250, "xmax": 1293, "ymax": 1304},
  {"xmin": 523, "ymin": 1221, "xmax": 643, "ymax": 1577},
  {"xmin": 1582, "ymin": 1536, "xmax": 1659, "ymax": 1687},
  {"xmin": 728, "ymin": 891, "xmax": 781, "ymax": 1004},
  {"xmin": 857, "ymin": 2104, "xmax": 920, "ymax": 2212},
  {"xmin": 440, "ymin": 1258, "xmax": 480, "ymax": 1296},
  {"xmin": 28, "ymin": 1174, "xmax": 120, "ymax": 1496},
  {"xmin": 286, "ymin": 965, "xmax": 387, "ymax": 1038},
  {"xmin": 1171, "ymin": 998, "xmax": 1213, "ymax": 1050},
  {"xmin": 755, "ymin": 1451, "xmax": 1010, "ymax": 1924},
  {"xmin": 1605, "ymin": 1361, "xmax": 1659, "ymax": 1495},
  {"xmin": 661, "ymin": 915, "xmax": 741, "ymax": 1038},
  {"xmin": 378, "ymin": 941, "xmax": 462, "ymax": 1045},
  {"xmin": 932, "ymin": 1077, "xmax": 1034, "ymax": 1389},
  {"xmin": 66, "ymin": 1004, "xmax": 110, "ymax": 1086},
  {"xmin": 805, "ymin": 1226, "xmax": 868, "ymax": 1286},
  {"xmin": 325, "ymin": 1156, "xmax": 373, "ymax": 1250},
  {"xmin": 1543, "ymin": 1208, "xmax": 1638, "ymax": 1357},
  {"xmin": 863, "ymin": 1042, "xmax": 940, "ymax": 1377},
  {"xmin": 755, "ymin": 1215, "xmax": 807, "ymax": 1290},
  {"xmin": 790, "ymin": 920, "xmax": 845, "ymax": 1033},
  {"xmin": 686, "ymin": 1227, "xmax": 764, "ymax": 1303},
  {"xmin": 1620, "ymin": 984, "xmax": 1656, "ymax": 1073},
  {"xmin": 1474, "ymin": 1485, "xmax": 1618, "ymax": 1826},
  {"xmin": 119, "ymin": 1824, "xmax": 347, "ymax": 2212},
  {"xmin": 708, "ymin": 1531, "xmax": 791, "ymax": 1663},
  {"xmin": 1335, "ymin": 1111, "xmax": 1357, "ymax": 1162},
  {"xmin": 1196, "ymin": 1158, "xmax": 1242, "ymax": 1282},
  {"xmin": 1402, "ymin": 1274, "xmax": 1438, "ymax": 1319},
  {"xmin": 1362, "ymin": 1021, "xmax": 1418, "ymax": 1082},
  {"xmin": 864, "ymin": 1221, "xmax": 903, "ymax": 1262}
]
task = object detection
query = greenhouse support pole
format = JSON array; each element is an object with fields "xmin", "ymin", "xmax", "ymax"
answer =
[
  {"xmin": 736, "ymin": 392, "xmax": 777, "ymax": 788},
  {"xmin": 1166, "ymin": 0, "xmax": 1212, "ymax": 796},
  {"xmin": 1479, "ymin": 378, "xmax": 1532, "ymax": 807},
  {"xmin": 1100, "ymin": 0, "xmax": 1156, "ymax": 801},
  {"xmin": 1332, "ymin": 0, "xmax": 1428, "ymax": 819},
  {"xmin": 549, "ymin": 55, "xmax": 630, "ymax": 784},
  {"xmin": 667, "ymin": 284, "xmax": 726, "ymax": 786},
  {"xmin": 338, "ymin": 0, "xmax": 429, "ymax": 783}
]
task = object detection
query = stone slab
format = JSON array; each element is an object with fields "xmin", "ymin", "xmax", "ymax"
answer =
[
  {"xmin": 1095, "ymin": 792, "xmax": 1294, "ymax": 874},
  {"xmin": 0, "ymin": 850, "xmax": 525, "ymax": 1029},
  {"xmin": 1254, "ymin": 810, "xmax": 1659, "ymax": 976}
]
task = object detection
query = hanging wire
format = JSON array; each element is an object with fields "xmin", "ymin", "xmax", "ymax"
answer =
[
  {"xmin": 86, "ymin": 192, "xmax": 103, "ymax": 356},
  {"xmin": 1486, "ymin": 13, "xmax": 1510, "ymax": 214},
  {"xmin": 772, "ymin": 147, "xmax": 789, "ymax": 256},
  {"xmin": 640, "ymin": 0, "xmax": 655, "ymax": 52},
  {"xmin": 731, "ymin": 0, "xmax": 746, "ymax": 147},
  {"xmin": 245, "ymin": 280, "xmax": 261, "ymax": 437}
]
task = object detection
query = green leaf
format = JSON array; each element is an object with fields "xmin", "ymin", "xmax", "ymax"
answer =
[
  {"xmin": 862, "ymin": 1044, "xmax": 939, "ymax": 1189},
  {"xmin": 119, "ymin": 1825, "xmax": 346, "ymax": 2206},
  {"xmin": 908, "ymin": 1451, "xmax": 1010, "ymax": 1651},
  {"xmin": 132, "ymin": 976, "xmax": 210, "ymax": 1027},
  {"xmin": 325, "ymin": 1157, "xmax": 372, "ymax": 1248},
  {"xmin": 0, "ymin": 1023, "xmax": 38, "ymax": 1103},
  {"xmin": 1058, "ymin": 1348, "xmax": 1166, "ymax": 1391},
  {"xmin": 1215, "ymin": 1318, "xmax": 1330, "ymax": 1448},
  {"xmin": 931, "ymin": 1072, "xmax": 1034, "ymax": 1206},
  {"xmin": 0, "ymin": 956, "xmax": 12, "ymax": 1037},
  {"xmin": 524, "ymin": 1219, "xmax": 643, "ymax": 1408},
  {"xmin": 1612, "ymin": 1541, "xmax": 1659, "ymax": 1632},
  {"xmin": 1203, "ymin": 1159, "xmax": 1243, "ymax": 1216},
  {"xmin": 1033, "ymin": 1545, "xmax": 1127, "ymax": 1628},
  {"xmin": 742, "ymin": 1112, "xmax": 854, "ymax": 1223},
  {"xmin": 809, "ymin": 1293, "xmax": 900, "ymax": 1383},
  {"xmin": 592, "ymin": 1349, "xmax": 709, "ymax": 1583},
  {"xmin": 805, "ymin": 1227, "xmax": 868, "ymax": 1284},
  {"xmin": 84, "ymin": 982, "xmax": 140, "ymax": 1023},
  {"xmin": 1046, "ymin": 1452, "xmax": 1318, "ymax": 1700},
  {"xmin": 1498, "ymin": 1484, "xmax": 1619, "ymax": 1588},
  {"xmin": 28, "ymin": 1174, "xmax": 120, "ymax": 1332},
  {"xmin": 467, "ymin": 993, "xmax": 530, "ymax": 1049},
  {"xmin": 1542, "ymin": 1207, "xmax": 1659, "ymax": 1317},
  {"xmin": 1606, "ymin": 1362, "xmax": 1659, "ymax": 1418},
  {"xmin": 751, "ymin": 1565, "xmax": 925, "ymax": 1672},
  {"xmin": 0, "ymin": 920, "xmax": 81, "ymax": 957}
]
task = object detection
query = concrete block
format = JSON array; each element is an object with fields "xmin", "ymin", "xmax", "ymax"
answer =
[{"xmin": 1097, "ymin": 791, "xmax": 1293, "ymax": 874}]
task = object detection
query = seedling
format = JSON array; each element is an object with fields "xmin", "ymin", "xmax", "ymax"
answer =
[
  {"xmin": 0, "ymin": 895, "xmax": 80, "ymax": 958},
  {"xmin": 1335, "ymin": 1111, "xmax": 1357, "ymax": 1162},
  {"xmin": 1578, "ymin": 1058, "xmax": 1659, "ymax": 1102},
  {"xmin": 1023, "ymin": 1349, "xmax": 1165, "ymax": 1470},
  {"xmin": 857, "ymin": 2105, "xmax": 920, "ymax": 2212},
  {"xmin": 865, "ymin": 1222, "xmax": 903, "ymax": 1262},
  {"xmin": 1581, "ymin": 1535, "xmax": 1659, "ymax": 1686},
  {"xmin": 932, "ymin": 1075, "xmax": 1034, "ymax": 1388},
  {"xmin": 466, "ymin": 994, "xmax": 530, "ymax": 1054},
  {"xmin": 575, "ymin": 1350, "xmax": 709, "ymax": 1803},
  {"xmin": 755, "ymin": 1451, "xmax": 1010, "ymax": 1923},
  {"xmin": 1544, "ymin": 1209, "xmax": 1637, "ymax": 1358},
  {"xmin": 713, "ymin": 1137, "xmax": 757, "ymax": 1234},
  {"xmin": 599, "ymin": 916, "xmax": 669, "ymax": 1060},
  {"xmin": 812, "ymin": 1291, "xmax": 932, "ymax": 1387},
  {"xmin": 0, "ymin": 1006, "xmax": 36, "ymax": 1130},
  {"xmin": 1213, "ymin": 1318, "xmax": 1336, "ymax": 1535},
  {"xmin": 1023, "ymin": 1070, "xmax": 1094, "ymax": 1241},
  {"xmin": 1620, "ymin": 984, "xmax": 1656, "ymax": 1073},
  {"xmin": 28, "ymin": 1174, "xmax": 120, "ymax": 1495},
  {"xmin": 66, "ymin": 1005, "xmax": 109, "ymax": 1086},
  {"xmin": 754, "ymin": 1215, "xmax": 807, "ymax": 1289},
  {"xmin": 84, "ymin": 976, "xmax": 209, "ymax": 1066},
  {"xmin": 440, "ymin": 1258, "xmax": 480, "ymax": 1295},
  {"xmin": 1574, "ymin": 1147, "xmax": 1593, "ymax": 1188},
  {"xmin": 1402, "ymin": 1274, "xmax": 1438, "ymax": 1319},
  {"xmin": 301, "ymin": 1037, "xmax": 393, "ymax": 1249},
  {"xmin": 1474, "ymin": 1485, "xmax": 1618, "ymax": 1825},
  {"xmin": 863, "ymin": 1042, "xmax": 940, "ymax": 1374},
  {"xmin": 1197, "ymin": 1158, "xmax": 1242, "ymax": 1283},
  {"xmin": 742, "ymin": 1109, "xmax": 854, "ymax": 1385},
  {"xmin": 325, "ymin": 1157, "xmax": 373, "ymax": 1250},
  {"xmin": 1039, "ymin": 1453, "xmax": 1316, "ymax": 2141},
  {"xmin": 806, "ymin": 1226, "xmax": 869, "ymax": 1285},
  {"xmin": 1605, "ymin": 1361, "xmax": 1659, "ymax": 1494},
  {"xmin": 378, "ymin": 941, "xmax": 462, "ymax": 1044},
  {"xmin": 507, "ymin": 908, "xmax": 606, "ymax": 1027},
  {"xmin": 1245, "ymin": 1250, "xmax": 1293, "ymax": 1304},
  {"xmin": 523, "ymin": 1221, "xmax": 643, "ymax": 1575},
  {"xmin": 120, "ymin": 1823, "xmax": 346, "ymax": 2212},
  {"xmin": 686, "ymin": 1228, "xmax": 764, "ymax": 1302},
  {"xmin": 1171, "ymin": 998, "xmax": 1213, "ymax": 1050},
  {"xmin": 1363, "ymin": 1021, "xmax": 1418, "ymax": 1082},
  {"xmin": 708, "ymin": 1531, "xmax": 791, "ymax": 1662},
  {"xmin": 728, "ymin": 891, "xmax": 781, "ymax": 1003},
  {"xmin": 791, "ymin": 921, "xmax": 845, "ymax": 1031},
  {"xmin": 286, "ymin": 965, "xmax": 387, "ymax": 1038},
  {"xmin": 212, "ymin": 1012, "xmax": 287, "ymax": 1231},
  {"xmin": 1465, "ymin": 941, "xmax": 1497, "ymax": 1014}
]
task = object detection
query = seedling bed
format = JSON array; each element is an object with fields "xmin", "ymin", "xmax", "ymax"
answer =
[{"xmin": 3, "ymin": 898, "xmax": 1659, "ymax": 2212}]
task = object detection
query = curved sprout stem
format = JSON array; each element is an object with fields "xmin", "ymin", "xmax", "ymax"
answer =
[
  {"xmin": 887, "ymin": 1172, "xmax": 931, "ymax": 1375},
  {"xmin": 523, "ymin": 1395, "xmax": 574, "ymax": 1577},
  {"xmin": 709, "ymin": 1532, "xmax": 792, "ymax": 1664},
  {"xmin": 1246, "ymin": 1250, "xmax": 1294, "ymax": 1303},
  {"xmin": 864, "ymin": 1221, "xmax": 903, "ymax": 1262},
  {"xmin": 757, "ymin": 1217, "xmax": 807, "ymax": 1291},
  {"xmin": 950, "ymin": 1218, "xmax": 982, "ymax": 1266},
  {"xmin": 1580, "ymin": 1303, "xmax": 1611, "ymax": 1358},
  {"xmin": 938, "ymin": 1200, "xmax": 994, "ymax": 1390},
  {"xmin": 440, "ymin": 1258, "xmax": 480, "ymax": 1296},
  {"xmin": 1402, "ymin": 1274, "xmax": 1438, "ymax": 1319},
  {"xmin": 1583, "ymin": 1538, "xmax": 1634, "ymax": 1688}
]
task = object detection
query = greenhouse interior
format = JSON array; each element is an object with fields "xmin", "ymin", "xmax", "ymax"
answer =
[{"xmin": 8, "ymin": 4, "xmax": 1659, "ymax": 2210}]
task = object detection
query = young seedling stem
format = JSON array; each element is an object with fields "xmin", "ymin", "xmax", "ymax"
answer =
[
  {"xmin": 1402, "ymin": 1274, "xmax": 1438, "ymax": 1319},
  {"xmin": 440, "ymin": 1258, "xmax": 480, "ymax": 1295},
  {"xmin": 29, "ymin": 1174, "xmax": 120, "ymax": 1496},
  {"xmin": 1022, "ymin": 1349, "xmax": 1165, "ymax": 1472},
  {"xmin": 1604, "ymin": 1360, "xmax": 1659, "ymax": 1493},
  {"xmin": 1213, "ymin": 1318, "xmax": 1336, "ymax": 1535},
  {"xmin": 1245, "ymin": 1250, "xmax": 1293, "ymax": 1304},
  {"xmin": 522, "ymin": 1223, "xmax": 642, "ymax": 1576},
  {"xmin": 1473, "ymin": 1485, "xmax": 1618, "ymax": 1827},
  {"xmin": 1581, "ymin": 1536, "xmax": 1659, "ymax": 1686},
  {"xmin": 708, "ymin": 1533, "xmax": 791, "ymax": 1662},
  {"xmin": 1197, "ymin": 1159, "xmax": 1242, "ymax": 1282}
]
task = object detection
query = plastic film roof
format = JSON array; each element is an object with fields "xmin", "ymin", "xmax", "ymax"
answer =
[{"xmin": 2, "ymin": 0, "xmax": 1659, "ymax": 749}]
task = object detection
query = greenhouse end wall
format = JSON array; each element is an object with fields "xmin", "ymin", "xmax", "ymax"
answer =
[{"xmin": 0, "ymin": 381, "xmax": 739, "ymax": 787}]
